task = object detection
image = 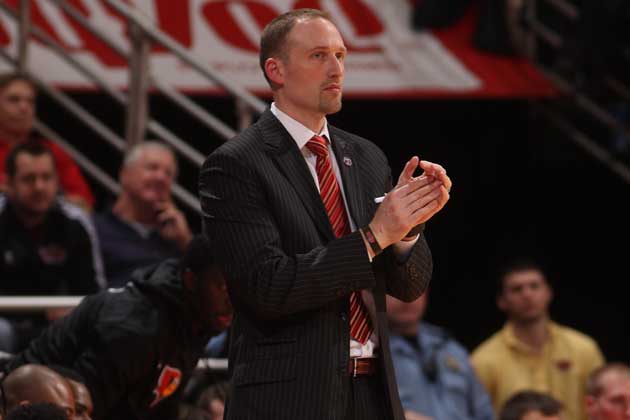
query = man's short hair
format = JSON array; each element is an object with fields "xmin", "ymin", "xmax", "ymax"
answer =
[
  {"xmin": 259, "ymin": 8, "xmax": 332, "ymax": 87},
  {"xmin": 495, "ymin": 257, "xmax": 549, "ymax": 295},
  {"xmin": 122, "ymin": 141, "xmax": 177, "ymax": 174},
  {"xmin": 6, "ymin": 402, "xmax": 67, "ymax": 420},
  {"xmin": 499, "ymin": 390, "xmax": 563, "ymax": 420},
  {"xmin": 586, "ymin": 363, "xmax": 630, "ymax": 397},
  {"xmin": 4, "ymin": 140, "xmax": 56, "ymax": 178},
  {"xmin": 179, "ymin": 235, "xmax": 218, "ymax": 277},
  {"xmin": 0, "ymin": 72, "xmax": 35, "ymax": 92}
]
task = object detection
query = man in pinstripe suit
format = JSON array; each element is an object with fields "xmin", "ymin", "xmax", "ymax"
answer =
[{"xmin": 199, "ymin": 9, "xmax": 451, "ymax": 420}]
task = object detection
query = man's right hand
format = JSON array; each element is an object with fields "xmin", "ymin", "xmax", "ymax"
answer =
[{"xmin": 368, "ymin": 156, "xmax": 451, "ymax": 249}]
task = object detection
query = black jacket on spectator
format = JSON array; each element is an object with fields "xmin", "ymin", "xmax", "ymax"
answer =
[
  {"xmin": 6, "ymin": 259, "xmax": 213, "ymax": 420},
  {"xmin": 0, "ymin": 196, "xmax": 103, "ymax": 296},
  {"xmin": 0, "ymin": 196, "xmax": 103, "ymax": 351}
]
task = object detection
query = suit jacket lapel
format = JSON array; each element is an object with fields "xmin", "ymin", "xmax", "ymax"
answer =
[
  {"xmin": 331, "ymin": 130, "xmax": 368, "ymax": 228},
  {"xmin": 259, "ymin": 110, "xmax": 335, "ymax": 241}
]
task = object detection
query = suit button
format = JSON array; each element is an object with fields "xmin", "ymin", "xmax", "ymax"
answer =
[{"xmin": 340, "ymin": 312, "xmax": 347, "ymax": 321}]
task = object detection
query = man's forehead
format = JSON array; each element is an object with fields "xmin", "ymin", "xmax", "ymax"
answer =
[
  {"xmin": 601, "ymin": 373, "xmax": 630, "ymax": 393},
  {"xmin": 143, "ymin": 148, "xmax": 174, "ymax": 162},
  {"xmin": 506, "ymin": 270, "xmax": 546, "ymax": 284},
  {"xmin": 1, "ymin": 80, "xmax": 36, "ymax": 96},
  {"xmin": 15, "ymin": 153, "xmax": 54, "ymax": 170},
  {"xmin": 285, "ymin": 17, "xmax": 345, "ymax": 50}
]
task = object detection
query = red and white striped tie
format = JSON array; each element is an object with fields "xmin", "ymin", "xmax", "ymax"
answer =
[{"xmin": 306, "ymin": 135, "xmax": 372, "ymax": 344}]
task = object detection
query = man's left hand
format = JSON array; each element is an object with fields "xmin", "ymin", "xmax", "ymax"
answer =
[{"xmin": 395, "ymin": 156, "xmax": 451, "ymax": 227}]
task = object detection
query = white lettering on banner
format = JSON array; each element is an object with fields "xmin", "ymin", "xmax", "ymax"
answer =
[{"xmin": 0, "ymin": 0, "xmax": 480, "ymax": 94}]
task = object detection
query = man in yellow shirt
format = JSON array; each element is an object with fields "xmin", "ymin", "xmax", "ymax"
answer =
[{"xmin": 471, "ymin": 258, "xmax": 605, "ymax": 420}]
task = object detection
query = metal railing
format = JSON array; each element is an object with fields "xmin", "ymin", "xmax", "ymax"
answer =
[
  {"xmin": 0, "ymin": 0, "xmax": 269, "ymax": 212},
  {"xmin": 0, "ymin": 296, "xmax": 84, "ymax": 311},
  {"xmin": 522, "ymin": 0, "xmax": 630, "ymax": 184}
]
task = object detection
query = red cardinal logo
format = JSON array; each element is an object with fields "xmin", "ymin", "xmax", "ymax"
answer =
[{"xmin": 150, "ymin": 365, "xmax": 182, "ymax": 407}]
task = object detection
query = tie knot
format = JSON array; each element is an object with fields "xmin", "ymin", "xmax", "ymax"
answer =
[{"xmin": 306, "ymin": 135, "xmax": 329, "ymax": 158}]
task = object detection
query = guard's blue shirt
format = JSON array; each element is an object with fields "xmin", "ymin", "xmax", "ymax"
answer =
[{"xmin": 390, "ymin": 322, "xmax": 495, "ymax": 420}]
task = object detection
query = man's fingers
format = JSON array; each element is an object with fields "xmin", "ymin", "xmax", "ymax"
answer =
[
  {"xmin": 420, "ymin": 160, "xmax": 452, "ymax": 192},
  {"xmin": 394, "ymin": 175, "xmax": 435, "ymax": 199},
  {"xmin": 396, "ymin": 178, "xmax": 441, "ymax": 205},
  {"xmin": 406, "ymin": 181, "xmax": 442, "ymax": 212},
  {"xmin": 397, "ymin": 156, "xmax": 420, "ymax": 186}
]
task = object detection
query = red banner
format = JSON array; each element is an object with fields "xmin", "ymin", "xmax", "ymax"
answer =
[{"xmin": 0, "ymin": 0, "xmax": 554, "ymax": 97}]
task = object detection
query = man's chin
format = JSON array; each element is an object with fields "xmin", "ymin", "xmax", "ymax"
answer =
[
  {"xmin": 320, "ymin": 99, "xmax": 342, "ymax": 116},
  {"xmin": 513, "ymin": 313, "xmax": 545, "ymax": 325},
  {"xmin": 21, "ymin": 202, "xmax": 52, "ymax": 217}
]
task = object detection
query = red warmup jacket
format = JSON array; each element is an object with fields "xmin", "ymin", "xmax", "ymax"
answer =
[{"xmin": 0, "ymin": 137, "xmax": 95, "ymax": 207}]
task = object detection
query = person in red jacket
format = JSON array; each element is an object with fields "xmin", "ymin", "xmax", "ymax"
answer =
[{"xmin": 0, "ymin": 72, "xmax": 94, "ymax": 210}]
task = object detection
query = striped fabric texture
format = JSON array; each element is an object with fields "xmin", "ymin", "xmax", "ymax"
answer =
[{"xmin": 306, "ymin": 135, "xmax": 372, "ymax": 345}]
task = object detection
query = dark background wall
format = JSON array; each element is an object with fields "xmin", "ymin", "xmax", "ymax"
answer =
[{"xmin": 40, "ymin": 93, "xmax": 630, "ymax": 363}]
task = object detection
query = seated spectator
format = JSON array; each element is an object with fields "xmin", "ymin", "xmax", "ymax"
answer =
[
  {"xmin": 6, "ymin": 235, "xmax": 232, "ymax": 420},
  {"xmin": 94, "ymin": 141, "xmax": 192, "ymax": 287},
  {"xmin": 499, "ymin": 390, "xmax": 564, "ymax": 420},
  {"xmin": 585, "ymin": 363, "xmax": 630, "ymax": 420},
  {"xmin": 471, "ymin": 258, "xmax": 605, "ymax": 420},
  {"xmin": 0, "ymin": 72, "xmax": 94, "ymax": 210},
  {"xmin": 0, "ymin": 364, "xmax": 75, "ymax": 419},
  {"xmin": 47, "ymin": 365, "xmax": 93, "ymax": 420},
  {"xmin": 5, "ymin": 403, "xmax": 68, "ymax": 420},
  {"xmin": 0, "ymin": 142, "xmax": 104, "ymax": 353},
  {"xmin": 387, "ymin": 291, "xmax": 494, "ymax": 420}
]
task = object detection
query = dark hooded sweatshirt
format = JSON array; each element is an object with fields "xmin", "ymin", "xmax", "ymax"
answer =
[{"xmin": 6, "ymin": 259, "xmax": 215, "ymax": 420}]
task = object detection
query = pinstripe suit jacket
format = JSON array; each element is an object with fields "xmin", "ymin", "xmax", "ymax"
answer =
[{"xmin": 199, "ymin": 109, "xmax": 433, "ymax": 420}]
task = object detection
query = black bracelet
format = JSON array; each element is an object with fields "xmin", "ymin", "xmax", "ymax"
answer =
[
  {"xmin": 404, "ymin": 223, "xmax": 425, "ymax": 239},
  {"xmin": 362, "ymin": 225, "xmax": 383, "ymax": 256}
]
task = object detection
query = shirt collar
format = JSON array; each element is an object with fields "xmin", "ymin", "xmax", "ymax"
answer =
[
  {"xmin": 502, "ymin": 321, "xmax": 558, "ymax": 354},
  {"xmin": 270, "ymin": 102, "xmax": 331, "ymax": 150}
]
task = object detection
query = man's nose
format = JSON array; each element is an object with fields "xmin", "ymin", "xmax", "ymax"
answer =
[
  {"xmin": 33, "ymin": 177, "xmax": 47, "ymax": 191},
  {"xmin": 328, "ymin": 55, "xmax": 344, "ymax": 77},
  {"xmin": 17, "ymin": 99, "xmax": 33, "ymax": 113}
]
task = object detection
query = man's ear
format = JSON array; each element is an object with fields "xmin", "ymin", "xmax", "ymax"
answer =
[
  {"xmin": 264, "ymin": 57, "xmax": 284, "ymax": 87},
  {"xmin": 182, "ymin": 269, "xmax": 197, "ymax": 293}
]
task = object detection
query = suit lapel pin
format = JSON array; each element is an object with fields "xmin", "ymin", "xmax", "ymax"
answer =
[{"xmin": 343, "ymin": 156, "xmax": 353, "ymax": 167}]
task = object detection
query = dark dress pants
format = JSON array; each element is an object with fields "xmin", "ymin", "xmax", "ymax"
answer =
[{"xmin": 344, "ymin": 371, "xmax": 388, "ymax": 420}]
